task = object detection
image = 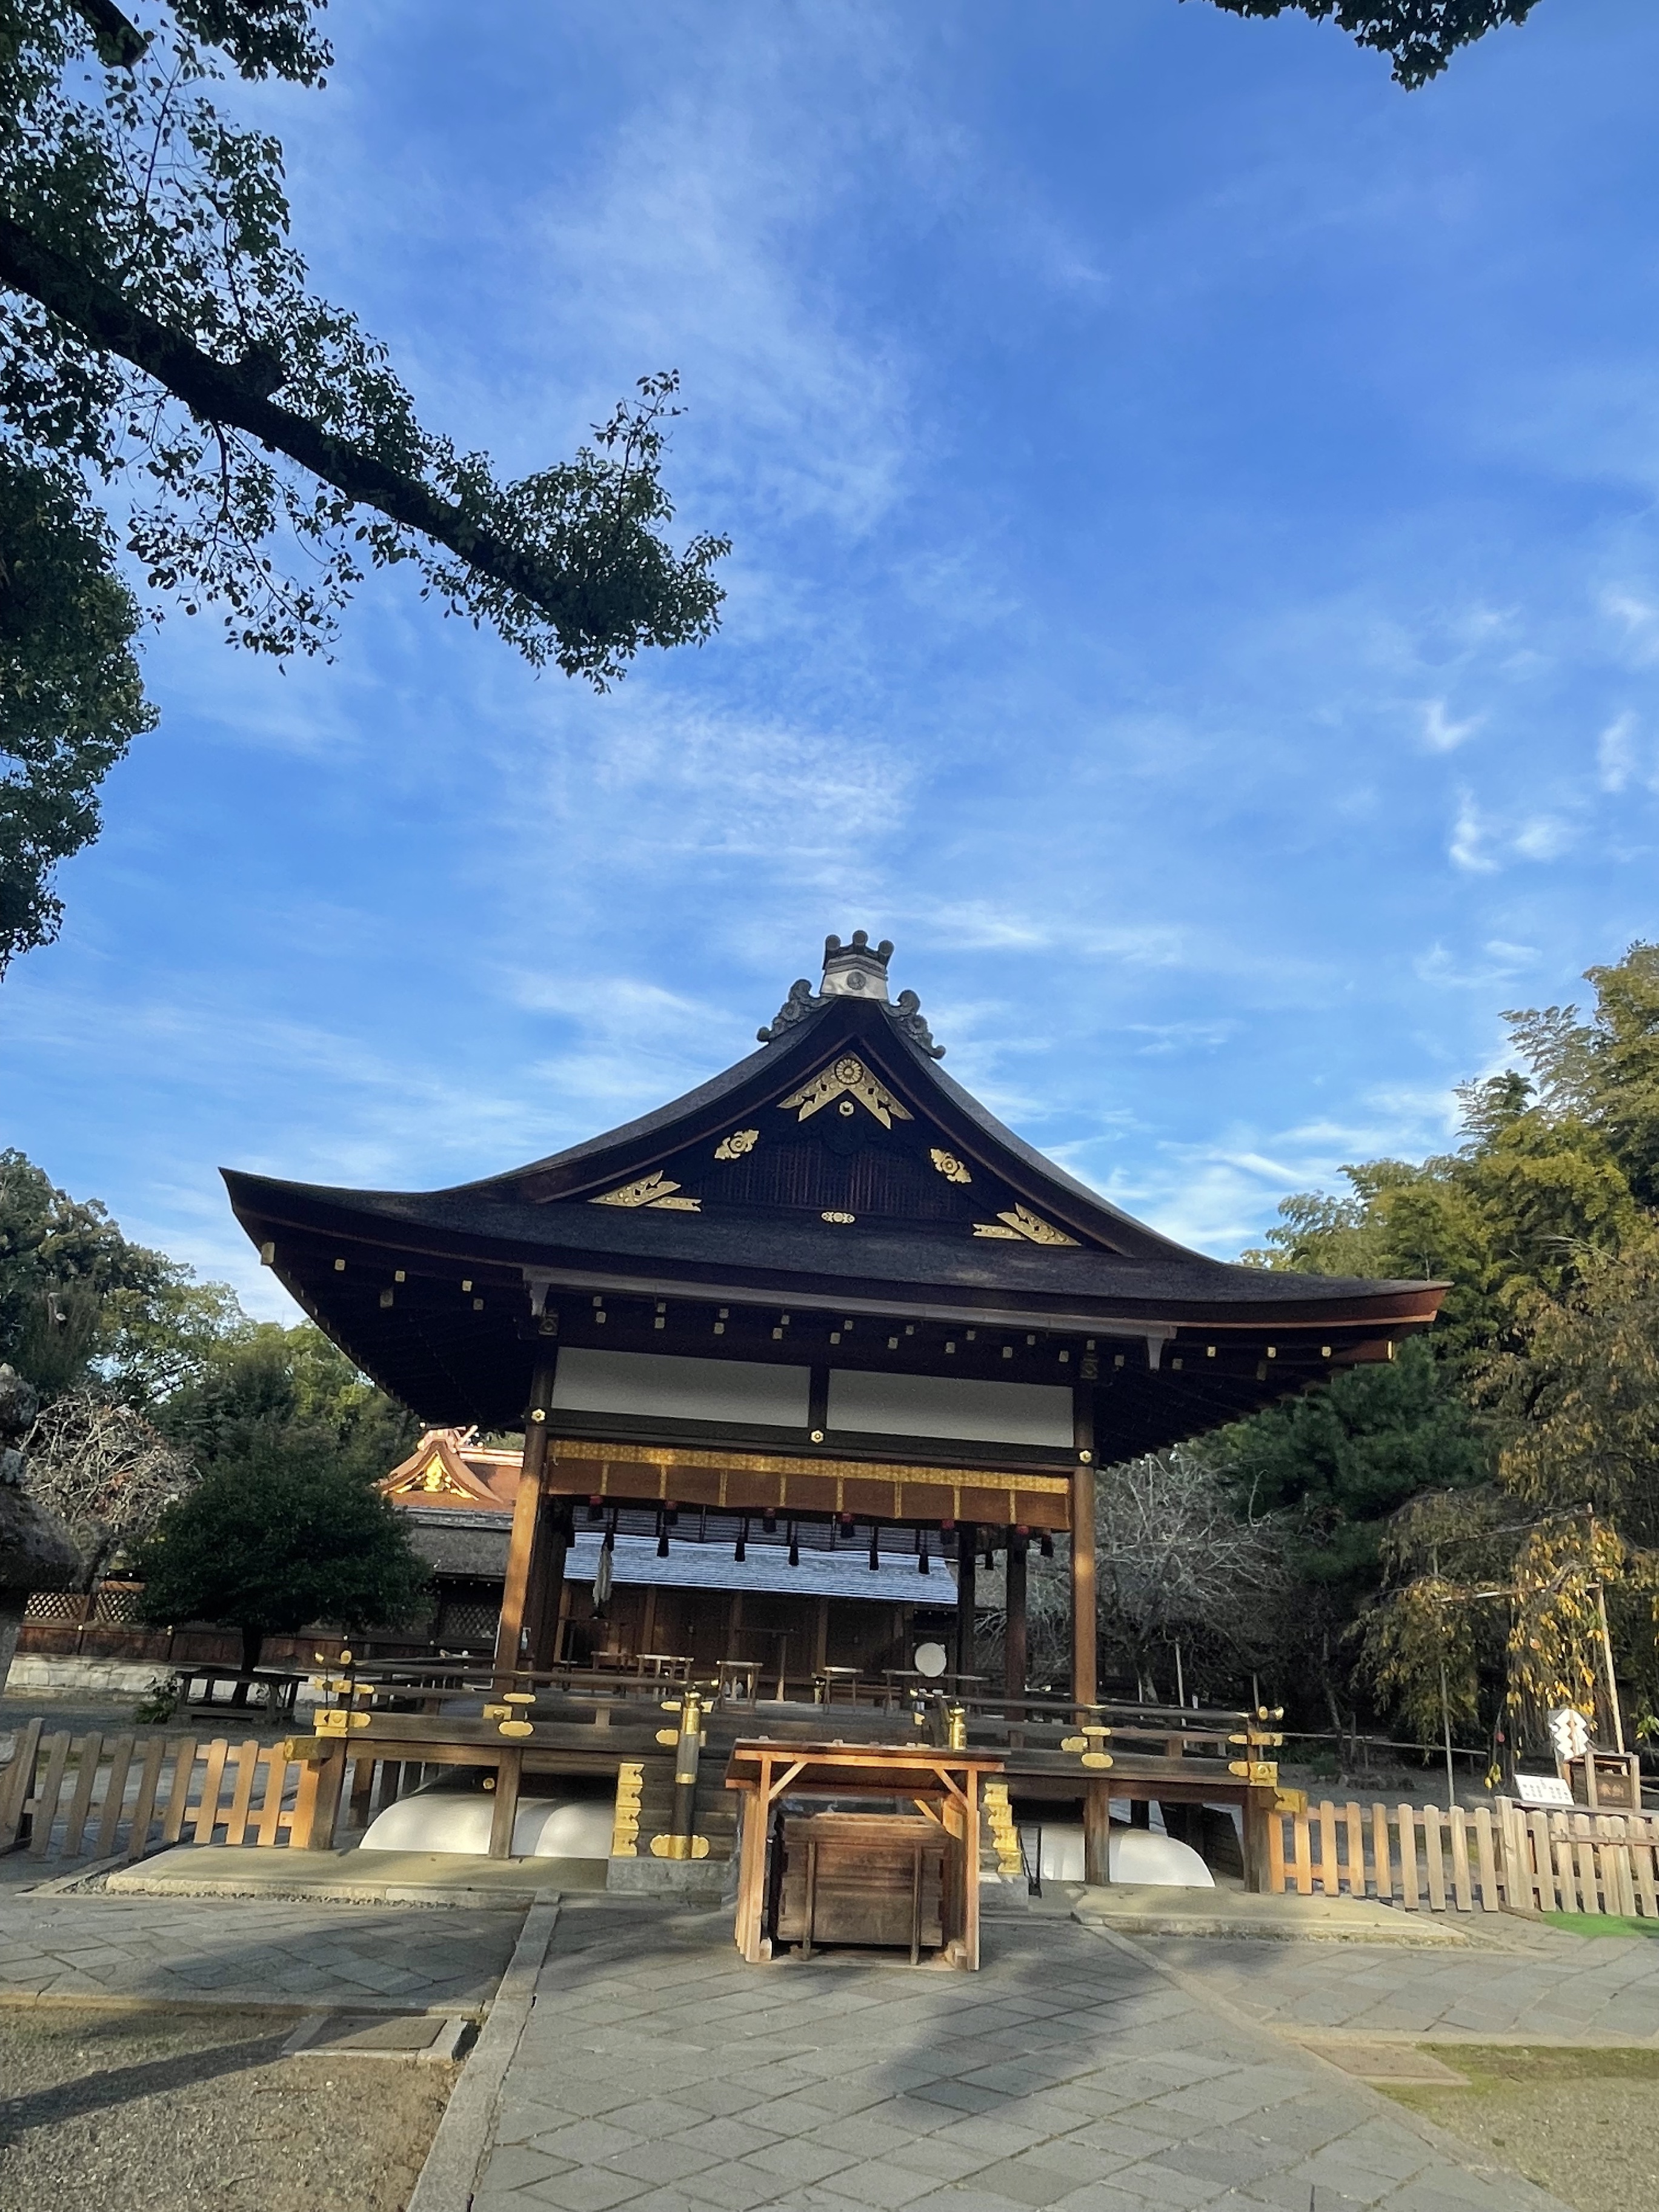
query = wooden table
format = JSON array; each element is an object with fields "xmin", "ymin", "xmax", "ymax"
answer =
[
  {"xmin": 716, "ymin": 1659, "xmax": 760, "ymax": 1709},
  {"xmin": 813, "ymin": 1666, "xmax": 863, "ymax": 1705},
  {"xmin": 725, "ymin": 1738, "xmax": 1005, "ymax": 1968},
  {"xmin": 184, "ymin": 1667, "xmax": 303, "ymax": 1721}
]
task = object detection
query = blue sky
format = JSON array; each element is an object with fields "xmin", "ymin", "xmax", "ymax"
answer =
[{"xmin": 7, "ymin": 0, "xmax": 1659, "ymax": 1317}]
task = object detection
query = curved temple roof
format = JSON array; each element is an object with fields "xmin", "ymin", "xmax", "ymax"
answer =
[{"xmin": 225, "ymin": 934, "xmax": 1445, "ymax": 1455}]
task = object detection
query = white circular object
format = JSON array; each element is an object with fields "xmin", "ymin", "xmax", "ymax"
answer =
[
  {"xmin": 359, "ymin": 1786, "xmax": 614, "ymax": 1860},
  {"xmin": 913, "ymin": 1641, "xmax": 948, "ymax": 1678},
  {"xmin": 1019, "ymin": 1820, "xmax": 1215, "ymax": 1888}
]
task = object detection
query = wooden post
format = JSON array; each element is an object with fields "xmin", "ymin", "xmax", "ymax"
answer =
[
  {"xmin": 726, "ymin": 1591, "xmax": 744, "ymax": 1661},
  {"xmin": 1243, "ymin": 1789, "xmax": 1270, "ymax": 1893},
  {"xmin": 1004, "ymin": 1534, "xmax": 1028, "ymax": 1713},
  {"xmin": 813, "ymin": 1596, "xmax": 830, "ymax": 1675},
  {"xmin": 306, "ymin": 1744, "xmax": 348, "ymax": 1853},
  {"xmin": 1083, "ymin": 1777, "xmax": 1111, "ymax": 1886},
  {"xmin": 956, "ymin": 1523, "xmax": 977, "ymax": 1681},
  {"xmin": 488, "ymin": 1748, "xmax": 523, "ymax": 1858},
  {"xmin": 524, "ymin": 1502, "xmax": 571, "ymax": 1673},
  {"xmin": 963, "ymin": 1764, "xmax": 982, "ymax": 1968},
  {"xmin": 1069, "ymin": 1466, "xmax": 1097, "ymax": 1709},
  {"xmin": 734, "ymin": 1783, "xmax": 768, "ymax": 1960},
  {"xmin": 494, "ymin": 1355, "xmax": 559, "ymax": 1679}
]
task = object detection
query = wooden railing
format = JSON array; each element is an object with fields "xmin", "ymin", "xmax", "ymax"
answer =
[{"xmin": 1266, "ymin": 1795, "xmax": 1659, "ymax": 1917}]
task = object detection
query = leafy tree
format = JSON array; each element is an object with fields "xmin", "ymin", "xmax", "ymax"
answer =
[
  {"xmin": 1, "ymin": 1, "xmax": 727, "ymax": 676},
  {"xmin": 1234, "ymin": 945, "xmax": 1659, "ymax": 1745},
  {"xmin": 0, "ymin": 451, "xmax": 155, "ymax": 974},
  {"xmin": 1195, "ymin": 1, "xmax": 1543, "ymax": 88},
  {"xmin": 135, "ymin": 1434, "xmax": 428, "ymax": 1670},
  {"xmin": 1208, "ymin": 1338, "xmax": 1491, "ymax": 1724},
  {"xmin": 157, "ymin": 1320, "xmax": 417, "ymax": 1482},
  {"xmin": 0, "ymin": 1, "xmax": 729, "ymax": 965},
  {"xmin": 0, "ymin": 1148, "xmax": 177, "ymax": 1395}
]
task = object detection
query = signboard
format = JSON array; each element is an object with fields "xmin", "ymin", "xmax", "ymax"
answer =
[{"xmin": 1513, "ymin": 1773, "xmax": 1574, "ymax": 1807}]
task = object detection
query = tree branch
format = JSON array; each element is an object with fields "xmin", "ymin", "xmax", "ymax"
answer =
[{"xmin": 0, "ymin": 215, "xmax": 593, "ymax": 636}]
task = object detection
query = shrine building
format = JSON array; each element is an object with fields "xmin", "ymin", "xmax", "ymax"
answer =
[{"xmin": 225, "ymin": 932, "xmax": 1445, "ymax": 1704}]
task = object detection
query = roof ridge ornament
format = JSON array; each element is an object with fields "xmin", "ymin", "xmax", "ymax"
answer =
[
  {"xmin": 756, "ymin": 932, "xmax": 945, "ymax": 1055},
  {"xmin": 887, "ymin": 988, "xmax": 945, "ymax": 1059}
]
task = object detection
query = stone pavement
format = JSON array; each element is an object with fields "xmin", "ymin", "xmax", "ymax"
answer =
[
  {"xmin": 1157, "ymin": 1924, "xmax": 1659, "ymax": 2045},
  {"xmin": 0, "ymin": 1891, "xmax": 517, "ymax": 2010},
  {"xmin": 469, "ymin": 1898, "xmax": 1569, "ymax": 2212}
]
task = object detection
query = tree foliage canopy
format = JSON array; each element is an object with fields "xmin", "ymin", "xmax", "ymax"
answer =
[
  {"xmin": 135, "ymin": 1435, "xmax": 427, "ymax": 1670},
  {"xmin": 0, "ymin": 450, "xmax": 154, "ymax": 972},
  {"xmin": 1196, "ymin": 1, "xmax": 1543, "ymax": 88},
  {"xmin": 1226, "ymin": 945, "xmax": 1659, "ymax": 1752},
  {"xmin": 0, "ymin": 1, "xmax": 729, "ymax": 972},
  {"xmin": 0, "ymin": 0, "xmax": 727, "ymax": 676}
]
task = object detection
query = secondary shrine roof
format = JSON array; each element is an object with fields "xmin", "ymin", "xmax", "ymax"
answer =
[{"xmin": 225, "ymin": 932, "xmax": 1444, "ymax": 1452}]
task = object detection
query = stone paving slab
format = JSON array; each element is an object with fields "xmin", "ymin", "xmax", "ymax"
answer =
[
  {"xmin": 106, "ymin": 1842, "xmax": 596, "ymax": 1905},
  {"xmin": 469, "ymin": 1899, "xmax": 1569, "ymax": 2212},
  {"xmin": 1072, "ymin": 1890, "xmax": 1470, "ymax": 1948},
  {"xmin": 1157, "ymin": 1926, "xmax": 1659, "ymax": 2045},
  {"xmin": 0, "ymin": 1890, "xmax": 517, "ymax": 2011}
]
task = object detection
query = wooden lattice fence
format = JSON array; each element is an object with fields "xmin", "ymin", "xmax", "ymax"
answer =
[
  {"xmin": 0, "ymin": 1724, "xmax": 347, "ymax": 1864},
  {"xmin": 1267, "ymin": 1795, "xmax": 1659, "ymax": 1918}
]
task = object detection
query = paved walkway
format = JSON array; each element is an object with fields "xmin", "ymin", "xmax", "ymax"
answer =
[
  {"xmin": 1160, "ymin": 1924, "xmax": 1659, "ymax": 2045},
  {"xmin": 0, "ymin": 1893, "xmax": 516, "ymax": 2010},
  {"xmin": 470, "ymin": 1898, "xmax": 1568, "ymax": 2212}
]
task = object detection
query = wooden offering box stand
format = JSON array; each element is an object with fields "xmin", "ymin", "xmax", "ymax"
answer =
[{"xmin": 726, "ymin": 1738, "xmax": 1005, "ymax": 1970}]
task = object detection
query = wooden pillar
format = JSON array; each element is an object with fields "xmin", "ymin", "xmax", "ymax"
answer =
[
  {"xmin": 813, "ymin": 1596, "xmax": 830, "ymax": 1674},
  {"xmin": 1083, "ymin": 1778, "xmax": 1111, "ymax": 1887},
  {"xmin": 488, "ymin": 1747, "xmax": 523, "ymax": 1858},
  {"xmin": 1071, "ymin": 1384, "xmax": 1098, "ymax": 1710},
  {"xmin": 525, "ymin": 1503, "xmax": 571, "ymax": 1673},
  {"xmin": 726, "ymin": 1590, "xmax": 743, "ymax": 1661},
  {"xmin": 494, "ymin": 1353, "xmax": 559, "ymax": 1679},
  {"xmin": 1004, "ymin": 1533, "xmax": 1028, "ymax": 1710},
  {"xmin": 955, "ymin": 1523, "xmax": 977, "ymax": 1682}
]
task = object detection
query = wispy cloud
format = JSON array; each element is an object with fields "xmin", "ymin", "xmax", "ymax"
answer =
[{"xmin": 1421, "ymin": 699, "xmax": 1483, "ymax": 752}]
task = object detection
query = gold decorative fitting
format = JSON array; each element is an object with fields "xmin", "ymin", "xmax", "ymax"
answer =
[
  {"xmin": 821, "ymin": 1210, "xmax": 855, "ymax": 1224},
  {"xmin": 497, "ymin": 1719, "xmax": 534, "ymax": 1739},
  {"xmin": 259, "ymin": 1241, "xmax": 275, "ymax": 1266},
  {"xmin": 929, "ymin": 1148, "xmax": 972, "ymax": 1184},
  {"xmin": 779, "ymin": 1056, "xmax": 913, "ymax": 1129},
  {"xmin": 592, "ymin": 1171, "xmax": 702, "ymax": 1212},
  {"xmin": 400, "ymin": 1459, "xmax": 469, "ymax": 1498},
  {"xmin": 333, "ymin": 1258, "xmax": 345, "ymax": 1272},
  {"xmin": 1081, "ymin": 1751, "xmax": 1113, "ymax": 1769},
  {"xmin": 971, "ymin": 1206, "xmax": 1079, "ymax": 1246},
  {"xmin": 504, "ymin": 1692, "xmax": 534, "ymax": 1704},
  {"xmin": 715, "ymin": 1128, "xmax": 760, "ymax": 1161}
]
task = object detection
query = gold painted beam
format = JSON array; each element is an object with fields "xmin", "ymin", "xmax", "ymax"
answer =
[{"xmin": 544, "ymin": 1438, "xmax": 1072, "ymax": 1529}]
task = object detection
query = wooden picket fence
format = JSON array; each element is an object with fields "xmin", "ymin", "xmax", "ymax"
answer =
[
  {"xmin": 0, "ymin": 1722, "xmax": 347, "ymax": 1865},
  {"xmin": 1268, "ymin": 1795, "xmax": 1659, "ymax": 1918}
]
